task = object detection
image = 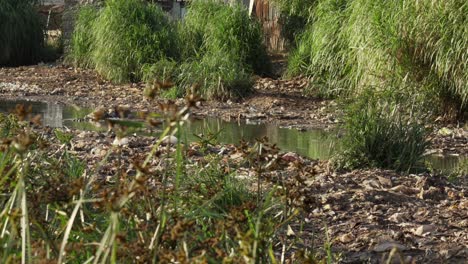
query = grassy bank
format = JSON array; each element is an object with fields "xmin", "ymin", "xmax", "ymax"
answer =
[
  {"xmin": 69, "ymin": 0, "xmax": 270, "ymax": 99},
  {"xmin": 287, "ymin": 0, "xmax": 467, "ymax": 116}
]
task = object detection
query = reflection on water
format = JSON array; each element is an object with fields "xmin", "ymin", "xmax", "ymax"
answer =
[
  {"xmin": 0, "ymin": 100, "xmax": 65, "ymax": 127},
  {"xmin": 182, "ymin": 118, "xmax": 338, "ymax": 160},
  {"xmin": 0, "ymin": 99, "xmax": 466, "ymax": 172},
  {"xmin": 0, "ymin": 99, "xmax": 92, "ymax": 128},
  {"xmin": 424, "ymin": 155, "xmax": 467, "ymax": 174}
]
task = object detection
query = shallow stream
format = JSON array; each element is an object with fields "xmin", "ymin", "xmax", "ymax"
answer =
[{"xmin": 0, "ymin": 99, "xmax": 465, "ymax": 173}]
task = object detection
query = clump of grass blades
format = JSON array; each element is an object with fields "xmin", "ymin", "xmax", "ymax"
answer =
[
  {"xmin": 288, "ymin": 0, "xmax": 468, "ymax": 114},
  {"xmin": 183, "ymin": 0, "xmax": 270, "ymax": 76},
  {"xmin": 178, "ymin": 49, "xmax": 252, "ymax": 99},
  {"xmin": 67, "ymin": 5, "xmax": 99, "ymax": 68},
  {"xmin": 69, "ymin": 0, "xmax": 178, "ymax": 83},
  {"xmin": 286, "ymin": 0, "xmax": 350, "ymax": 96},
  {"xmin": 333, "ymin": 90, "xmax": 430, "ymax": 172},
  {"xmin": 0, "ymin": 0, "xmax": 45, "ymax": 66},
  {"xmin": 173, "ymin": 0, "xmax": 269, "ymax": 99}
]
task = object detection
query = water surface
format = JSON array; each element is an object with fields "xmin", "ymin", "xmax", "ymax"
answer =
[{"xmin": 0, "ymin": 99, "xmax": 465, "ymax": 173}]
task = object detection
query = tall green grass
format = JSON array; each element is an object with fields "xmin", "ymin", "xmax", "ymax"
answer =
[
  {"xmin": 68, "ymin": 0, "xmax": 178, "ymax": 83},
  {"xmin": 288, "ymin": 0, "xmax": 468, "ymax": 114},
  {"xmin": 175, "ymin": 0, "xmax": 270, "ymax": 99},
  {"xmin": 67, "ymin": 5, "xmax": 99, "ymax": 68},
  {"xmin": 178, "ymin": 49, "xmax": 253, "ymax": 99},
  {"xmin": 270, "ymin": 0, "xmax": 316, "ymax": 46},
  {"xmin": 182, "ymin": 0, "xmax": 270, "ymax": 76},
  {"xmin": 333, "ymin": 90, "xmax": 430, "ymax": 172},
  {"xmin": 92, "ymin": 0, "xmax": 178, "ymax": 83},
  {"xmin": 0, "ymin": 0, "xmax": 45, "ymax": 66},
  {"xmin": 69, "ymin": 0, "xmax": 270, "ymax": 99}
]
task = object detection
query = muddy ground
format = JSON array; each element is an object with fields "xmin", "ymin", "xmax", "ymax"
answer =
[{"xmin": 1, "ymin": 63, "xmax": 467, "ymax": 262}]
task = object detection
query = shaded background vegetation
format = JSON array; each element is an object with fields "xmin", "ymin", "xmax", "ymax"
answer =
[{"xmin": 0, "ymin": 0, "xmax": 45, "ymax": 66}]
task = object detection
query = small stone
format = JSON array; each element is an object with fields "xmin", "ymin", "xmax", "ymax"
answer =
[
  {"xmin": 339, "ymin": 233, "xmax": 354, "ymax": 243},
  {"xmin": 413, "ymin": 225, "xmax": 436, "ymax": 236},
  {"xmin": 161, "ymin": 135, "xmax": 178, "ymax": 145},
  {"xmin": 388, "ymin": 213, "xmax": 407, "ymax": 223},
  {"xmin": 373, "ymin": 242, "xmax": 407, "ymax": 252},
  {"xmin": 113, "ymin": 137, "xmax": 129, "ymax": 146},
  {"xmin": 377, "ymin": 176, "xmax": 393, "ymax": 188}
]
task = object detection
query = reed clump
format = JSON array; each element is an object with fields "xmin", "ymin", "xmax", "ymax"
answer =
[
  {"xmin": 270, "ymin": 0, "xmax": 316, "ymax": 46},
  {"xmin": 287, "ymin": 0, "xmax": 468, "ymax": 115},
  {"xmin": 69, "ymin": 0, "xmax": 270, "ymax": 99},
  {"xmin": 333, "ymin": 90, "xmax": 430, "ymax": 172},
  {"xmin": 67, "ymin": 5, "xmax": 100, "ymax": 68},
  {"xmin": 70, "ymin": 0, "xmax": 179, "ymax": 83},
  {"xmin": 0, "ymin": 0, "xmax": 45, "ymax": 66},
  {"xmin": 176, "ymin": 0, "xmax": 270, "ymax": 99}
]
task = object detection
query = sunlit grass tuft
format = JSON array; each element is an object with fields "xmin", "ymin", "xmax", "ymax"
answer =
[{"xmin": 333, "ymin": 90, "xmax": 430, "ymax": 172}]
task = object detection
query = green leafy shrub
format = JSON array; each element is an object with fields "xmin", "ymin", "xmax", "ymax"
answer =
[
  {"xmin": 333, "ymin": 90, "xmax": 430, "ymax": 172},
  {"xmin": 0, "ymin": 0, "xmax": 45, "ymax": 66},
  {"xmin": 288, "ymin": 0, "xmax": 468, "ymax": 114}
]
